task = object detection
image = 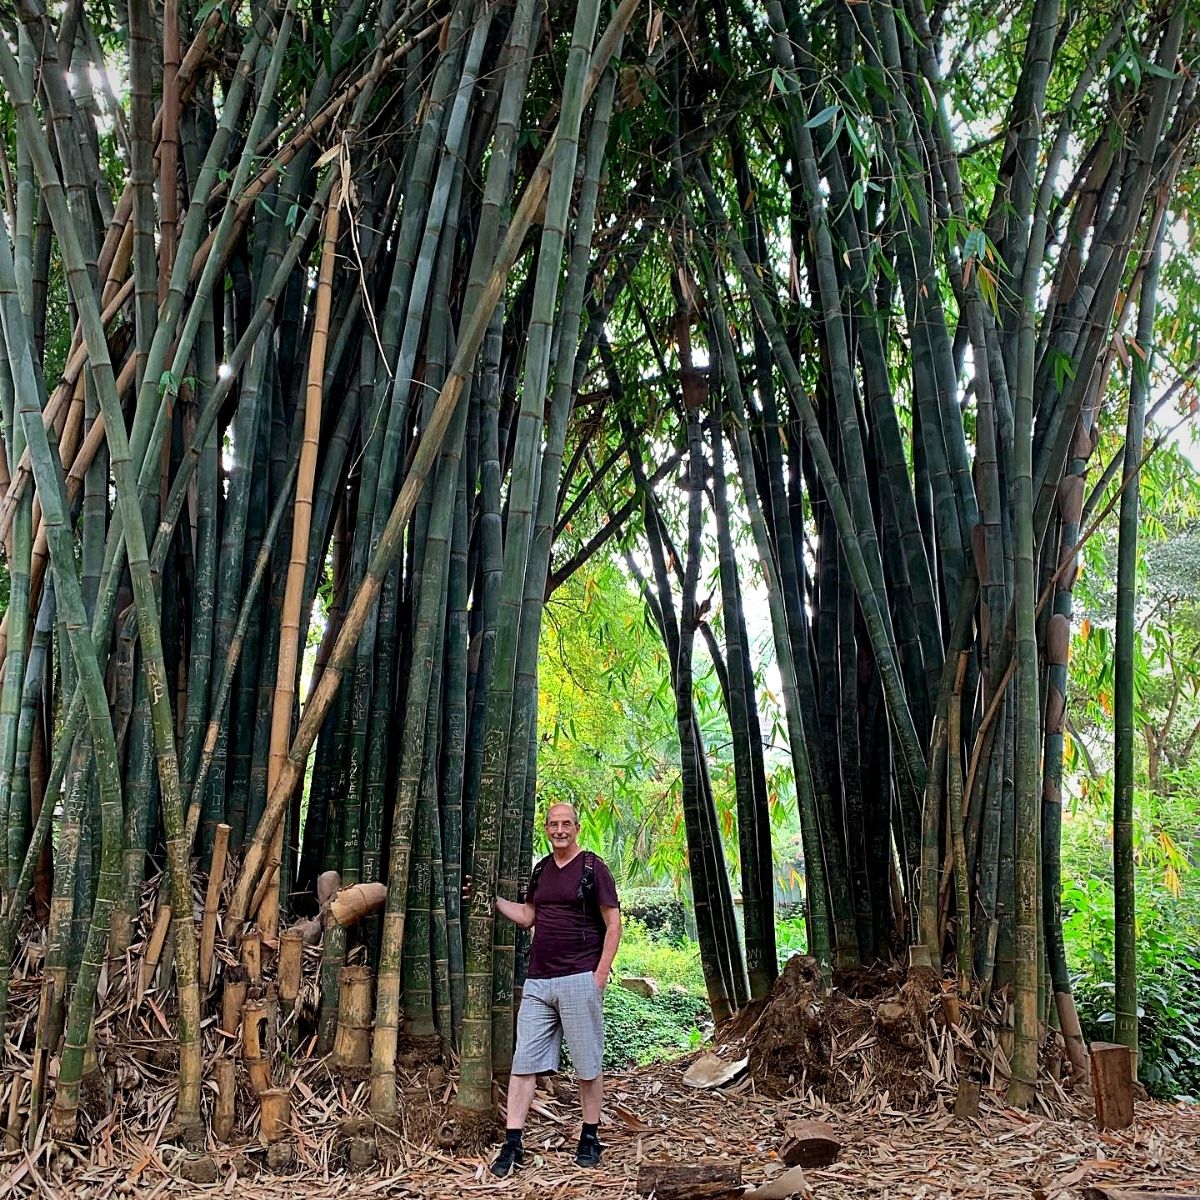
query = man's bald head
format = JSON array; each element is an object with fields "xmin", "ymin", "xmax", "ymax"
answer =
[{"xmin": 545, "ymin": 802, "xmax": 580, "ymax": 828}]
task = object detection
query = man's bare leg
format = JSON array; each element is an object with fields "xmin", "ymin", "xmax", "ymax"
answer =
[
  {"xmin": 578, "ymin": 1074, "xmax": 603, "ymax": 1124},
  {"xmin": 505, "ymin": 1073, "xmax": 538, "ymax": 1130}
]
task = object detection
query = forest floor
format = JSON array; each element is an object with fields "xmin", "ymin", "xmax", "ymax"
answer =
[
  {"xmin": 5, "ymin": 957, "xmax": 1198, "ymax": 1198},
  {"xmin": 3, "ymin": 1056, "xmax": 1198, "ymax": 1200}
]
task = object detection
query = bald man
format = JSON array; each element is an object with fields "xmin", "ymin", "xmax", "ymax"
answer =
[{"xmin": 490, "ymin": 803, "xmax": 621, "ymax": 1176}]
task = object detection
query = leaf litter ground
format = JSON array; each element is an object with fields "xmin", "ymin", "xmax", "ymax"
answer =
[{"xmin": 4, "ymin": 930, "xmax": 1198, "ymax": 1198}]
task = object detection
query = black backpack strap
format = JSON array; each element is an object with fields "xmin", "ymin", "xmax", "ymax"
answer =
[
  {"xmin": 526, "ymin": 854, "xmax": 551, "ymax": 903},
  {"xmin": 579, "ymin": 851, "xmax": 606, "ymax": 931}
]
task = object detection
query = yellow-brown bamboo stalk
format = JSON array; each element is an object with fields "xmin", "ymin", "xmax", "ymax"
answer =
[{"xmin": 257, "ymin": 179, "xmax": 342, "ymax": 943}]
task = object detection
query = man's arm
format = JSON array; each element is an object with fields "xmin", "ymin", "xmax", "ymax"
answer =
[
  {"xmin": 593, "ymin": 905, "xmax": 622, "ymax": 989},
  {"xmin": 496, "ymin": 896, "xmax": 536, "ymax": 929}
]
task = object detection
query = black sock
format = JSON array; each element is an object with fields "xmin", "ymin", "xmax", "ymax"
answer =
[
  {"xmin": 581, "ymin": 1122, "xmax": 599, "ymax": 1141},
  {"xmin": 505, "ymin": 1128, "xmax": 523, "ymax": 1147}
]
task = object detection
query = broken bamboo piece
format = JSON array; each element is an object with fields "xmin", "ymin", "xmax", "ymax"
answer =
[
  {"xmin": 636, "ymin": 1162, "xmax": 743, "ymax": 1199},
  {"xmin": 200, "ymin": 823, "xmax": 231, "ymax": 988},
  {"xmin": 329, "ymin": 882, "xmax": 388, "ymax": 927},
  {"xmin": 136, "ymin": 903, "xmax": 173, "ymax": 1003},
  {"xmin": 778, "ymin": 1119, "xmax": 841, "ymax": 1167}
]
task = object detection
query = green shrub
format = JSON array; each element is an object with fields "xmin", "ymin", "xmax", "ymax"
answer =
[
  {"xmin": 1062, "ymin": 873, "xmax": 1200, "ymax": 1100},
  {"xmin": 598, "ymin": 984, "xmax": 709, "ymax": 1070},
  {"xmin": 776, "ymin": 914, "xmax": 807, "ymax": 966},
  {"xmin": 622, "ymin": 887, "xmax": 687, "ymax": 944},
  {"xmin": 614, "ymin": 918, "xmax": 707, "ymax": 994}
]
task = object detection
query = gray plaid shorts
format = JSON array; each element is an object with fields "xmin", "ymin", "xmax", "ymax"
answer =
[{"xmin": 511, "ymin": 971, "xmax": 604, "ymax": 1080}]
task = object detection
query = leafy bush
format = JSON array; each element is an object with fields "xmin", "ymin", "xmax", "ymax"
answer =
[
  {"xmin": 776, "ymin": 914, "xmax": 807, "ymax": 966},
  {"xmin": 1063, "ymin": 873, "xmax": 1200, "ymax": 1100},
  {"xmin": 598, "ymin": 984, "xmax": 709, "ymax": 1070},
  {"xmin": 622, "ymin": 887, "xmax": 687, "ymax": 944},
  {"xmin": 614, "ymin": 918, "xmax": 707, "ymax": 994}
]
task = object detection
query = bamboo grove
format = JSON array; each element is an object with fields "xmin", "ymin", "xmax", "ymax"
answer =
[{"xmin": 0, "ymin": 0, "xmax": 1196, "ymax": 1146}]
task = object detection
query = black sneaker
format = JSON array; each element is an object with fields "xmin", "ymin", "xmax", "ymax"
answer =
[
  {"xmin": 490, "ymin": 1141, "xmax": 525, "ymax": 1177},
  {"xmin": 575, "ymin": 1132, "xmax": 603, "ymax": 1168}
]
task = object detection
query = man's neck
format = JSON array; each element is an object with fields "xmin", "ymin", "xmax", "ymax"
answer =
[{"xmin": 552, "ymin": 845, "xmax": 583, "ymax": 866}]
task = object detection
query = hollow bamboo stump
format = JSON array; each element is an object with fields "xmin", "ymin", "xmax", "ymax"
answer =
[
  {"xmin": 221, "ymin": 970, "xmax": 248, "ymax": 1042},
  {"xmin": 259, "ymin": 1087, "xmax": 290, "ymax": 1144},
  {"xmin": 242, "ymin": 997, "xmax": 272, "ymax": 1095}
]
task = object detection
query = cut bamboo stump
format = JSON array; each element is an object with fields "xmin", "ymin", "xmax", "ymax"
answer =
[
  {"xmin": 278, "ymin": 929, "xmax": 304, "ymax": 1010},
  {"xmin": 636, "ymin": 1162, "xmax": 743, "ymax": 1199},
  {"xmin": 5, "ymin": 1075, "xmax": 22, "ymax": 1151},
  {"xmin": 778, "ymin": 1119, "xmax": 841, "ymax": 1167},
  {"xmin": 242, "ymin": 998, "xmax": 272, "ymax": 1095},
  {"xmin": 1090, "ymin": 1042, "xmax": 1134, "ymax": 1129},
  {"xmin": 221, "ymin": 971, "xmax": 248, "ymax": 1041},
  {"xmin": 259, "ymin": 1087, "xmax": 290, "ymax": 1144},
  {"xmin": 954, "ymin": 1077, "xmax": 981, "ymax": 1119},
  {"xmin": 241, "ymin": 929, "xmax": 262, "ymax": 985},
  {"xmin": 200, "ymin": 824, "xmax": 231, "ymax": 988},
  {"xmin": 213, "ymin": 1056, "xmax": 237, "ymax": 1143},
  {"xmin": 333, "ymin": 966, "xmax": 373, "ymax": 1067}
]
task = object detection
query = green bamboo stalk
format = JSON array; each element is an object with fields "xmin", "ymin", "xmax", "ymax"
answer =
[
  {"xmin": 1114, "ymin": 234, "xmax": 1165, "ymax": 1079},
  {"xmin": 0, "ymin": 38, "xmax": 204, "ymax": 1132},
  {"xmin": 181, "ymin": 316, "xmax": 220, "ymax": 809},
  {"xmin": 695, "ymin": 166, "xmax": 927, "ymax": 800},
  {"xmin": 226, "ymin": 0, "xmax": 643, "ymax": 941},
  {"xmin": 0, "ymin": 347, "xmax": 31, "ymax": 858},
  {"xmin": 458, "ymin": 0, "xmax": 604, "ymax": 1110},
  {"xmin": 697, "ymin": 248, "xmax": 836, "ymax": 971},
  {"xmin": 0, "ymin": 219, "xmax": 127, "ymax": 1135},
  {"xmin": 494, "ymin": 48, "xmax": 624, "ymax": 1063}
]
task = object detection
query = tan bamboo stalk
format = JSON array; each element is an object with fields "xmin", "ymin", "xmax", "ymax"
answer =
[
  {"xmin": 200, "ymin": 824, "xmax": 231, "ymax": 987},
  {"xmin": 136, "ymin": 904, "xmax": 173, "ymax": 1004},
  {"xmin": 258, "ymin": 180, "xmax": 343, "ymax": 943},
  {"xmin": 241, "ymin": 929, "xmax": 263, "ymax": 985}
]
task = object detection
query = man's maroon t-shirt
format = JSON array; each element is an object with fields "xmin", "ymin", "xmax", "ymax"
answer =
[{"xmin": 525, "ymin": 851, "xmax": 619, "ymax": 980}]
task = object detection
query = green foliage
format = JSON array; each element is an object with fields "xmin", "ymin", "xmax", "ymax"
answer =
[
  {"xmin": 597, "ymin": 984, "xmax": 710, "ymax": 1070},
  {"xmin": 621, "ymin": 887, "xmax": 687, "ymax": 944},
  {"xmin": 776, "ymin": 914, "xmax": 807, "ymax": 966},
  {"xmin": 1065, "ymin": 871, "xmax": 1200, "ymax": 1100},
  {"xmin": 614, "ymin": 918, "xmax": 707, "ymax": 994}
]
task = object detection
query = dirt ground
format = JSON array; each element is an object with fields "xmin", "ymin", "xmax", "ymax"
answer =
[{"xmin": 4, "ymin": 1057, "xmax": 1198, "ymax": 1200}]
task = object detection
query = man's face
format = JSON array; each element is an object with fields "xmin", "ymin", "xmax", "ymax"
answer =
[{"xmin": 545, "ymin": 806, "xmax": 580, "ymax": 851}]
